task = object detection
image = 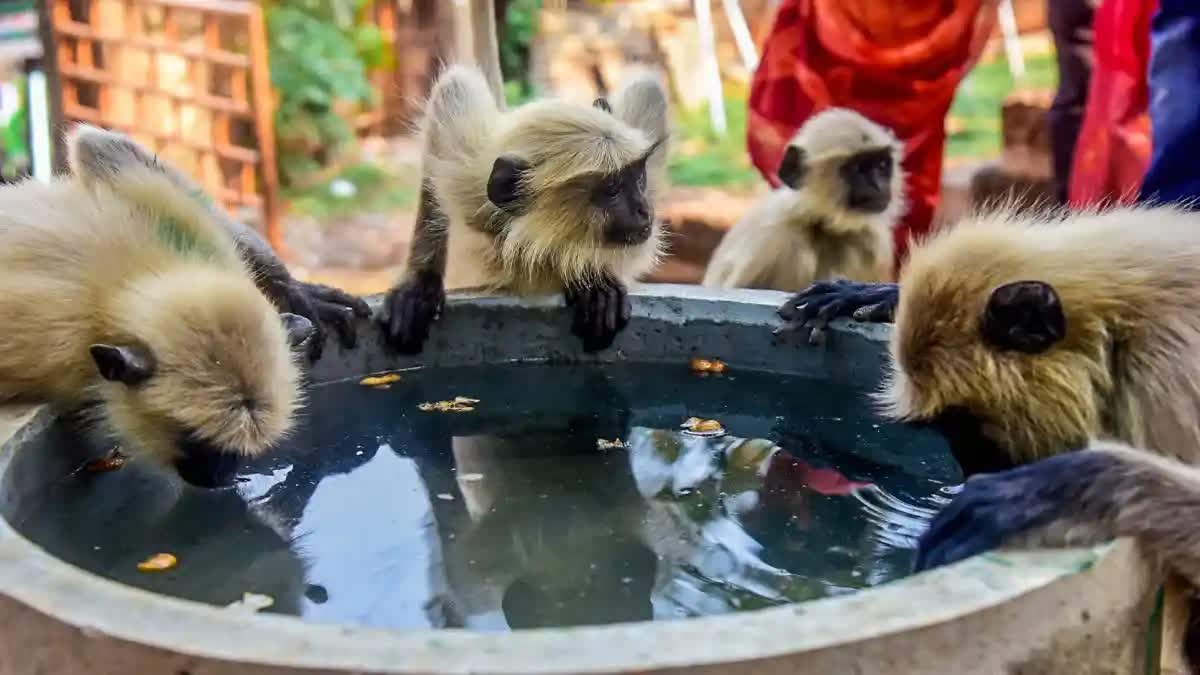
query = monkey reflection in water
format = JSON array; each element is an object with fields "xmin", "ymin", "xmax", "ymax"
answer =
[{"xmin": 428, "ymin": 407, "xmax": 875, "ymax": 628}]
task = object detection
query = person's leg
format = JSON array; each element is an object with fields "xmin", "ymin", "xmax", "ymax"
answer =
[
  {"xmin": 1047, "ymin": 0, "xmax": 1098, "ymax": 204},
  {"xmin": 1140, "ymin": 0, "xmax": 1200, "ymax": 205}
]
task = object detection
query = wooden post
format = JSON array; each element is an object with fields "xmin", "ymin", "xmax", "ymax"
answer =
[
  {"xmin": 246, "ymin": 3, "xmax": 282, "ymax": 255},
  {"xmin": 35, "ymin": 0, "xmax": 66, "ymax": 174}
]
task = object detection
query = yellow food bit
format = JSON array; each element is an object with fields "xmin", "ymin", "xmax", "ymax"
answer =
[
  {"xmin": 693, "ymin": 420, "xmax": 723, "ymax": 432},
  {"xmin": 137, "ymin": 553, "xmax": 177, "ymax": 572},
  {"xmin": 226, "ymin": 592, "xmax": 275, "ymax": 612},
  {"xmin": 681, "ymin": 417, "xmax": 703, "ymax": 428},
  {"xmin": 360, "ymin": 373, "xmax": 402, "ymax": 387},
  {"xmin": 418, "ymin": 397, "xmax": 480, "ymax": 413},
  {"xmin": 708, "ymin": 360, "xmax": 728, "ymax": 374}
]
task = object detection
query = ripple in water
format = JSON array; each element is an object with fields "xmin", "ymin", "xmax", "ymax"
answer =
[{"xmin": 3, "ymin": 363, "xmax": 960, "ymax": 630}]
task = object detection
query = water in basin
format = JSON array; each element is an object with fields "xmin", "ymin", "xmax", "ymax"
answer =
[{"xmin": 1, "ymin": 362, "xmax": 960, "ymax": 631}]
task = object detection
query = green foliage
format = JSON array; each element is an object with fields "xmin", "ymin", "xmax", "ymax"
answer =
[
  {"xmin": 264, "ymin": 0, "xmax": 393, "ymax": 187},
  {"xmin": 1, "ymin": 75, "xmax": 29, "ymax": 178},
  {"xmin": 501, "ymin": 0, "xmax": 542, "ymax": 105},
  {"xmin": 284, "ymin": 162, "xmax": 417, "ymax": 223},
  {"xmin": 947, "ymin": 52, "xmax": 1058, "ymax": 159},
  {"xmin": 668, "ymin": 89, "xmax": 760, "ymax": 189}
]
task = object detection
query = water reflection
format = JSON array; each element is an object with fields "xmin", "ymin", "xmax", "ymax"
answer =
[{"xmin": 4, "ymin": 363, "xmax": 957, "ymax": 631}]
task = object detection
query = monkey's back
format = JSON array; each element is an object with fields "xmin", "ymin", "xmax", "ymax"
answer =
[{"xmin": 0, "ymin": 178, "xmax": 244, "ymax": 404}]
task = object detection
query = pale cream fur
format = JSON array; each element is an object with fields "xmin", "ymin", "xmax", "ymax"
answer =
[
  {"xmin": 423, "ymin": 65, "xmax": 669, "ymax": 294},
  {"xmin": 880, "ymin": 205, "xmax": 1200, "ymax": 465},
  {"xmin": 0, "ymin": 126, "xmax": 302, "ymax": 467},
  {"xmin": 703, "ymin": 108, "xmax": 905, "ymax": 290}
]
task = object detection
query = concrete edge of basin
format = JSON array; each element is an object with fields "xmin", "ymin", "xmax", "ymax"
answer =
[{"xmin": 0, "ymin": 284, "xmax": 1154, "ymax": 674}]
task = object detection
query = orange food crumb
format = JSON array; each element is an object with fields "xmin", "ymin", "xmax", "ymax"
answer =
[
  {"xmin": 693, "ymin": 420, "xmax": 723, "ymax": 432},
  {"xmin": 85, "ymin": 449, "xmax": 126, "ymax": 473},
  {"xmin": 690, "ymin": 357, "xmax": 728, "ymax": 374},
  {"xmin": 137, "ymin": 553, "xmax": 177, "ymax": 572}
]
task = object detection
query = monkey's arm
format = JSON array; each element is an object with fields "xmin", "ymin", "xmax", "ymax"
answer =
[
  {"xmin": 67, "ymin": 126, "xmax": 369, "ymax": 360},
  {"xmin": 914, "ymin": 441, "xmax": 1200, "ymax": 584},
  {"xmin": 775, "ymin": 280, "xmax": 899, "ymax": 344},
  {"xmin": 379, "ymin": 66, "xmax": 498, "ymax": 354}
]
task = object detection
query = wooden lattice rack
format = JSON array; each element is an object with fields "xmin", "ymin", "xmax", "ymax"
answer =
[{"xmin": 48, "ymin": 0, "xmax": 281, "ymax": 250}]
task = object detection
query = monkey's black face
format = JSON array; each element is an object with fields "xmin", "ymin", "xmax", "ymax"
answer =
[
  {"xmin": 175, "ymin": 431, "xmax": 242, "ymax": 488},
  {"xmin": 916, "ymin": 406, "xmax": 1017, "ymax": 479},
  {"xmin": 841, "ymin": 148, "xmax": 894, "ymax": 214},
  {"xmin": 592, "ymin": 161, "xmax": 653, "ymax": 247}
]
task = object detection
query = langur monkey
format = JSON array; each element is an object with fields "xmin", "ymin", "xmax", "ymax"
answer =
[
  {"xmin": 71, "ymin": 127, "xmax": 370, "ymax": 360},
  {"xmin": 780, "ymin": 205, "xmax": 1200, "ymax": 673},
  {"xmin": 0, "ymin": 126, "xmax": 312, "ymax": 487},
  {"xmin": 703, "ymin": 108, "xmax": 905, "ymax": 292},
  {"xmin": 378, "ymin": 0, "xmax": 670, "ymax": 354}
]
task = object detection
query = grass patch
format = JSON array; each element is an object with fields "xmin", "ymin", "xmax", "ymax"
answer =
[
  {"xmin": 284, "ymin": 162, "xmax": 417, "ymax": 222},
  {"xmin": 947, "ymin": 52, "xmax": 1058, "ymax": 159},
  {"xmin": 668, "ymin": 86, "xmax": 761, "ymax": 189}
]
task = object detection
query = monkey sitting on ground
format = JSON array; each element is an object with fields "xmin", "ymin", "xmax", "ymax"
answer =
[
  {"xmin": 378, "ymin": 1, "xmax": 669, "ymax": 354},
  {"xmin": 780, "ymin": 205, "xmax": 1200, "ymax": 670},
  {"xmin": 0, "ymin": 126, "xmax": 312, "ymax": 488},
  {"xmin": 71, "ymin": 127, "xmax": 370, "ymax": 361},
  {"xmin": 702, "ymin": 108, "xmax": 904, "ymax": 292}
]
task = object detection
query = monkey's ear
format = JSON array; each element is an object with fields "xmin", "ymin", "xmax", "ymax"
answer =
[
  {"xmin": 67, "ymin": 124, "xmax": 163, "ymax": 187},
  {"xmin": 777, "ymin": 146, "xmax": 806, "ymax": 189},
  {"xmin": 981, "ymin": 281, "xmax": 1066, "ymax": 354},
  {"xmin": 89, "ymin": 344, "xmax": 157, "ymax": 386},
  {"xmin": 487, "ymin": 156, "xmax": 530, "ymax": 211},
  {"xmin": 593, "ymin": 97, "xmax": 612, "ymax": 113},
  {"xmin": 280, "ymin": 313, "xmax": 316, "ymax": 350}
]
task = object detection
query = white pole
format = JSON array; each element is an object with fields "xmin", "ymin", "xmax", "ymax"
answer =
[
  {"xmin": 997, "ymin": 0, "xmax": 1025, "ymax": 80},
  {"xmin": 721, "ymin": 0, "xmax": 758, "ymax": 72},
  {"xmin": 694, "ymin": 0, "xmax": 726, "ymax": 135},
  {"xmin": 27, "ymin": 69, "xmax": 51, "ymax": 182}
]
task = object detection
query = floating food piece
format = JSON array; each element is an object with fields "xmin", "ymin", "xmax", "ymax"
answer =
[
  {"xmin": 360, "ymin": 372, "xmax": 402, "ymax": 387},
  {"xmin": 226, "ymin": 592, "xmax": 274, "ymax": 613},
  {"xmin": 418, "ymin": 397, "xmax": 480, "ymax": 413},
  {"xmin": 680, "ymin": 417, "xmax": 726, "ymax": 438},
  {"xmin": 689, "ymin": 357, "xmax": 728, "ymax": 374},
  {"xmin": 137, "ymin": 553, "xmax": 177, "ymax": 572},
  {"xmin": 84, "ymin": 448, "xmax": 126, "ymax": 473},
  {"xmin": 458, "ymin": 472, "xmax": 484, "ymax": 482},
  {"xmin": 597, "ymin": 438, "xmax": 626, "ymax": 450}
]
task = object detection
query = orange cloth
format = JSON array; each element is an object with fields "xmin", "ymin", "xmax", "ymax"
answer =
[
  {"xmin": 748, "ymin": 0, "xmax": 996, "ymax": 273},
  {"xmin": 1067, "ymin": 0, "xmax": 1156, "ymax": 207}
]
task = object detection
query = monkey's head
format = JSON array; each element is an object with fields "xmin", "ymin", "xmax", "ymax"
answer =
[
  {"xmin": 777, "ymin": 108, "xmax": 905, "ymax": 235},
  {"xmin": 92, "ymin": 268, "xmax": 310, "ymax": 488},
  {"xmin": 66, "ymin": 124, "xmax": 309, "ymax": 488},
  {"xmin": 481, "ymin": 99, "xmax": 668, "ymax": 285},
  {"xmin": 877, "ymin": 216, "xmax": 1110, "ymax": 474}
]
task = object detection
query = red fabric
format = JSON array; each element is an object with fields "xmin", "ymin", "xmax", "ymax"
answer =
[
  {"xmin": 747, "ymin": 0, "xmax": 996, "ymax": 273},
  {"xmin": 1067, "ymin": 0, "xmax": 1156, "ymax": 208}
]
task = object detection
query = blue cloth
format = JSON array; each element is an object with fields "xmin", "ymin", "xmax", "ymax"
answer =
[{"xmin": 1140, "ymin": 0, "xmax": 1200, "ymax": 206}]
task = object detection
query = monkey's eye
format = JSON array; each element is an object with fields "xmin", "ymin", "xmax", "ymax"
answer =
[{"xmin": 604, "ymin": 180, "xmax": 623, "ymax": 198}]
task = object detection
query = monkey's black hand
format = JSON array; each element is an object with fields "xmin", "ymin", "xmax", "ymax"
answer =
[
  {"xmin": 379, "ymin": 271, "xmax": 445, "ymax": 355},
  {"xmin": 775, "ymin": 280, "xmax": 899, "ymax": 345},
  {"xmin": 564, "ymin": 275, "xmax": 632, "ymax": 352},
  {"xmin": 271, "ymin": 279, "xmax": 372, "ymax": 361},
  {"xmin": 913, "ymin": 451, "xmax": 1113, "ymax": 573}
]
